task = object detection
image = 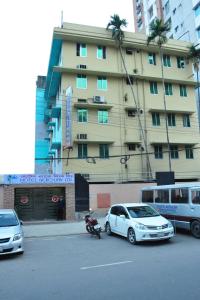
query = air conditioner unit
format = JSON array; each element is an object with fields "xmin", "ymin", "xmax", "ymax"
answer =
[
  {"xmin": 77, "ymin": 134, "xmax": 87, "ymax": 140},
  {"xmin": 126, "ymin": 48, "xmax": 133, "ymax": 55},
  {"xmin": 127, "ymin": 108, "xmax": 138, "ymax": 117},
  {"xmin": 93, "ymin": 96, "xmax": 105, "ymax": 103},
  {"xmin": 76, "ymin": 64, "xmax": 87, "ymax": 69}
]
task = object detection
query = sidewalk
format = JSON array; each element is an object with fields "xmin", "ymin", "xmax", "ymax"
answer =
[{"xmin": 23, "ymin": 217, "xmax": 105, "ymax": 238}]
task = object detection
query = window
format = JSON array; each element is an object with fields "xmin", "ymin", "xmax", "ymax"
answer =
[
  {"xmin": 163, "ymin": 54, "xmax": 171, "ymax": 67},
  {"xmin": 154, "ymin": 145, "xmax": 163, "ymax": 159},
  {"xmin": 165, "ymin": 82, "xmax": 173, "ymax": 95},
  {"xmin": 78, "ymin": 144, "xmax": 87, "ymax": 158},
  {"xmin": 150, "ymin": 81, "xmax": 158, "ymax": 94},
  {"xmin": 77, "ymin": 109, "xmax": 88, "ymax": 122},
  {"xmin": 165, "ymin": 17, "xmax": 172, "ymax": 29},
  {"xmin": 126, "ymin": 76, "xmax": 134, "ymax": 85},
  {"xmin": 152, "ymin": 112, "xmax": 160, "ymax": 126},
  {"xmin": 185, "ymin": 145, "xmax": 194, "ymax": 159},
  {"xmin": 155, "ymin": 190, "xmax": 169, "ymax": 203},
  {"xmin": 97, "ymin": 76, "xmax": 107, "ymax": 90},
  {"xmin": 99, "ymin": 144, "xmax": 109, "ymax": 159},
  {"xmin": 195, "ymin": 4, "xmax": 200, "ymax": 17},
  {"xmin": 192, "ymin": 191, "xmax": 200, "ymax": 204},
  {"xmin": 127, "ymin": 109, "xmax": 137, "ymax": 117},
  {"xmin": 76, "ymin": 74, "xmax": 87, "ymax": 89},
  {"xmin": 197, "ymin": 27, "xmax": 200, "ymax": 39},
  {"xmin": 142, "ymin": 190, "xmax": 153, "ymax": 203},
  {"xmin": 98, "ymin": 110, "xmax": 108, "ymax": 124},
  {"xmin": 128, "ymin": 144, "xmax": 136, "ymax": 151},
  {"xmin": 97, "ymin": 46, "xmax": 106, "ymax": 59},
  {"xmin": 183, "ymin": 114, "xmax": 190, "ymax": 127},
  {"xmin": 148, "ymin": 53, "xmax": 156, "ymax": 65},
  {"xmin": 164, "ymin": 0, "xmax": 170, "ymax": 15},
  {"xmin": 168, "ymin": 113, "xmax": 176, "ymax": 126},
  {"xmin": 170, "ymin": 145, "xmax": 179, "ymax": 159},
  {"xmin": 76, "ymin": 43, "xmax": 87, "ymax": 57},
  {"xmin": 177, "ymin": 56, "xmax": 185, "ymax": 68},
  {"xmin": 148, "ymin": 5, "xmax": 153, "ymax": 19},
  {"xmin": 180, "ymin": 85, "xmax": 187, "ymax": 97},
  {"xmin": 175, "ymin": 26, "xmax": 179, "ymax": 33},
  {"xmin": 171, "ymin": 188, "xmax": 188, "ymax": 203}
]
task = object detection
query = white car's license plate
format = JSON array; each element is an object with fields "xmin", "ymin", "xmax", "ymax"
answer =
[
  {"xmin": 94, "ymin": 224, "xmax": 101, "ymax": 230},
  {"xmin": 157, "ymin": 232, "xmax": 164, "ymax": 237}
]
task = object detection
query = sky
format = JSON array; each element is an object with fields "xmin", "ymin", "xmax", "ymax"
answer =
[{"xmin": 0, "ymin": 0, "xmax": 134, "ymax": 175}]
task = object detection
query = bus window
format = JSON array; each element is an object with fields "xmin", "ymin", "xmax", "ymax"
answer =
[
  {"xmin": 142, "ymin": 191, "xmax": 153, "ymax": 203},
  {"xmin": 171, "ymin": 188, "xmax": 188, "ymax": 203},
  {"xmin": 155, "ymin": 190, "xmax": 169, "ymax": 203},
  {"xmin": 192, "ymin": 191, "xmax": 200, "ymax": 205}
]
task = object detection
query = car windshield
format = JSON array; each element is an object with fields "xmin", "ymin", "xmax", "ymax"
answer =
[
  {"xmin": 127, "ymin": 206, "xmax": 160, "ymax": 218},
  {"xmin": 0, "ymin": 213, "xmax": 19, "ymax": 227}
]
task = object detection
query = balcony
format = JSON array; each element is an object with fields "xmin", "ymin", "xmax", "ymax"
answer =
[
  {"xmin": 51, "ymin": 107, "xmax": 61, "ymax": 118},
  {"xmin": 44, "ymin": 109, "xmax": 52, "ymax": 123},
  {"xmin": 51, "ymin": 141, "xmax": 61, "ymax": 150}
]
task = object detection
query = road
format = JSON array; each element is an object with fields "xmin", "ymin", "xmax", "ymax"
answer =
[{"xmin": 0, "ymin": 231, "xmax": 200, "ymax": 300}]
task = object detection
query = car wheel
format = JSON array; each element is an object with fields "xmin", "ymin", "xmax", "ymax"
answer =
[
  {"xmin": 191, "ymin": 220, "xmax": 200, "ymax": 238},
  {"xmin": 127, "ymin": 228, "xmax": 137, "ymax": 245},
  {"xmin": 105, "ymin": 222, "xmax": 112, "ymax": 236}
]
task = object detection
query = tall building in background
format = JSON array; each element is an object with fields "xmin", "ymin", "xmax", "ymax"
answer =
[
  {"xmin": 36, "ymin": 22, "xmax": 200, "ymax": 182},
  {"xmin": 35, "ymin": 76, "xmax": 50, "ymax": 174},
  {"xmin": 133, "ymin": 0, "xmax": 200, "ymax": 44},
  {"xmin": 133, "ymin": 0, "xmax": 163, "ymax": 34}
]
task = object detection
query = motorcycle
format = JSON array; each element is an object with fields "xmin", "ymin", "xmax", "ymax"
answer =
[{"xmin": 84, "ymin": 214, "xmax": 102, "ymax": 239}]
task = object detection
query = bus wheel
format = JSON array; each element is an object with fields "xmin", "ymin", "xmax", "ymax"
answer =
[{"xmin": 191, "ymin": 221, "xmax": 200, "ymax": 239}]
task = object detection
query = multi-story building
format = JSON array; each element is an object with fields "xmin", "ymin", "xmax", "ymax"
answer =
[
  {"xmin": 35, "ymin": 76, "xmax": 50, "ymax": 174},
  {"xmin": 39, "ymin": 22, "xmax": 200, "ymax": 182},
  {"xmin": 133, "ymin": 0, "xmax": 163, "ymax": 34},
  {"xmin": 133, "ymin": 0, "xmax": 200, "ymax": 44}
]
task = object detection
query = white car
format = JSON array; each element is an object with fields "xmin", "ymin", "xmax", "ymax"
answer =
[
  {"xmin": 0, "ymin": 209, "xmax": 24, "ymax": 255},
  {"xmin": 105, "ymin": 203, "xmax": 174, "ymax": 244}
]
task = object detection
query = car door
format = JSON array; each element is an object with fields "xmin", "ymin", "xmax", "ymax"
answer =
[
  {"xmin": 116, "ymin": 206, "xmax": 129, "ymax": 236},
  {"xmin": 108, "ymin": 206, "xmax": 119, "ymax": 233}
]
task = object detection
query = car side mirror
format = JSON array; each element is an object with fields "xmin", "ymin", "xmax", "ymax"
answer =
[{"xmin": 119, "ymin": 214, "xmax": 126, "ymax": 219}]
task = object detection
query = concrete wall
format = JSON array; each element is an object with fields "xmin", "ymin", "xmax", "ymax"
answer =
[
  {"xmin": 89, "ymin": 182, "xmax": 156, "ymax": 212},
  {"xmin": 0, "ymin": 186, "xmax": 4, "ymax": 208}
]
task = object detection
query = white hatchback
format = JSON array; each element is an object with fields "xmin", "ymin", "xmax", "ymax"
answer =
[{"xmin": 105, "ymin": 203, "xmax": 174, "ymax": 244}]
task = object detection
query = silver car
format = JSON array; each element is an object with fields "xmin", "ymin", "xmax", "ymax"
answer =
[{"xmin": 0, "ymin": 209, "xmax": 24, "ymax": 255}]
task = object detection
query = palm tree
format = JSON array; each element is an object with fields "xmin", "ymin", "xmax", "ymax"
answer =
[
  {"xmin": 147, "ymin": 18, "xmax": 171, "ymax": 172},
  {"xmin": 107, "ymin": 14, "xmax": 153, "ymax": 180},
  {"xmin": 187, "ymin": 45, "xmax": 200, "ymax": 131}
]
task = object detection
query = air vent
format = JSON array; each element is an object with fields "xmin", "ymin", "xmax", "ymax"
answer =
[
  {"xmin": 77, "ymin": 134, "xmax": 87, "ymax": 140},
  {"xmin": 76, "ymin": 64, "xmax": 87, "ymax": 69},
  {"xmin": 93, "ymin": 96, "xmax": 105, "ymax": 103},
  {"xmin": 126, "ymin": 48, "xmax": 133, "ymax": 55}
]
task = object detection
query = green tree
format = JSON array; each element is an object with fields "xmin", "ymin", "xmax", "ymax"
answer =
[
  {"xmin": 187, "ymin": 45, "xmax": 200, "ymax": 130},
  {"xmin": 147, "ymin": 18, "xmax": 171, "ymax": 172},
  {"xmin": 107, "ymin": 14, "xmax": 152, "ymax": 180}
]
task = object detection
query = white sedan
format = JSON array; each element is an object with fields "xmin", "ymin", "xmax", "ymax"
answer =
[{"xmin": 105, "ymin": 203, "xmax": 174, "ymax": 244}]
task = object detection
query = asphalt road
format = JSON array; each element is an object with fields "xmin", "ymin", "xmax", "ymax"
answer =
[{"xmin": 0, "ymin": 230, "xmax": 199, "ymax": 300}]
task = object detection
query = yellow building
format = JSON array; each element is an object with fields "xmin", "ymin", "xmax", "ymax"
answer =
[{"xmin": 43, "ymin": 22, "xmax": 200, "ymax": 182}]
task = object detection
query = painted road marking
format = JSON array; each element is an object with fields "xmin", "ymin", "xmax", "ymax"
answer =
[{"xmin": 80, "ymin": 260, "xmax": 133, "ymax": 270}]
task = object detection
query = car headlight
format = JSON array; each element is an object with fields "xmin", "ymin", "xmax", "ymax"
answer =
[
  {"xmin": 135, "ymin": 223, "xmax": 147, "ymax": 230},
  {"xmin": 13, "ymin": 234, "xmax": 22, "ymax": 241}
]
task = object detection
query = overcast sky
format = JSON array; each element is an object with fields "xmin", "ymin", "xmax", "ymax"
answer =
[{"xmin": 0, "ymin": 0, "xmax": 134, "ymax": 174}]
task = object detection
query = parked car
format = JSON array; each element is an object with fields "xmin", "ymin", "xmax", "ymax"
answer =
[
  {"xmin": 105, "ymin": 203, "xmax": 174, "ymax": 244},
  {"xmin": 0, "ymin": 209, "xmax": 24, "ymax": 255}
]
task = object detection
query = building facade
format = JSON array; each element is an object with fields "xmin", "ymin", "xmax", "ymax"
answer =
[
  {"xmin": 38, "ymin": 22, "xmax": 200, "ymax": 182},
  {"xmin": 35, "ymin": 76, "xmax": 50, "ymax": 174},
  {"xmin": 133, "ymin": 0, "xmax": 200, "ymax": 44},
  {"xmin": 133, "ymin": 0, "xmax": 163, "ymax": 34}
]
